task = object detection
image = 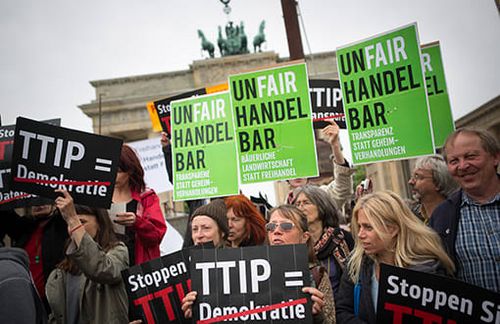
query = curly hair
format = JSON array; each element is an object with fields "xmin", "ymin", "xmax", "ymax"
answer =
[{"xmin": 224, "ymin": 194, "xmax": 266, "ymax": 247}]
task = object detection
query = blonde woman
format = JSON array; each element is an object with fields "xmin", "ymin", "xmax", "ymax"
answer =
[{"xmin": 336, "ymin": 191, "xmax": 454, "ymax": 324}]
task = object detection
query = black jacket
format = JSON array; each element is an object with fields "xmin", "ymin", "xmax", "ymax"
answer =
[
  {"xmin": 5, "ymin": 210, "xmax": 69, "ymax": 284},
  {"xmin": 429, "ymin": 190, "xmax": 462, "ymax": 273},
  {"xmin": 336, "ymin": 256, "xmax": 376, "ymax": 324}
]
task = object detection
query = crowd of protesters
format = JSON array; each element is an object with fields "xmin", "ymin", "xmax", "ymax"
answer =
[{"xmin": 0, "ymin": 125, "xmax": 498, "ymax": 323}]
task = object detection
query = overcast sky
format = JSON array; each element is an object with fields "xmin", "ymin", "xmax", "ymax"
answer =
[{"xmin": 1, "ymin": 0, "xmax": 499, "ymax": 133}]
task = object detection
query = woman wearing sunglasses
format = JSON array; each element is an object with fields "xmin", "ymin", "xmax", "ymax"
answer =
[
  {"xmin": 266, "ymin": 205, "xmax": 336, "ymax": 324},
  {"xmin": 336, "ymin": 191, "xmax": 455, "ymax": 324},
  {"xmin": 293, "ymin": 185, "xmax": 354, "ymax": 297},
  {"xmin": 182, "ymin": 205, "xmax": 336, "ymax": 324}
]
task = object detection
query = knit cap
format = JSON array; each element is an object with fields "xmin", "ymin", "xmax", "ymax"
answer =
[{"xmin": 191, "ymin": 199, "xmax": 229, "ymax": 238}]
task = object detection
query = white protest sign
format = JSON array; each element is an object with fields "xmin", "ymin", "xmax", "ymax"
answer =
[{"xmin": 128, "ymin": 137, "xmax": 172, "ymax": 193}]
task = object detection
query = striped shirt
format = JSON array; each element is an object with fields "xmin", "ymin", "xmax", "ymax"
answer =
[{"xmin": 455, "ymin": 192, "xmax": 500, "ymax": 292}]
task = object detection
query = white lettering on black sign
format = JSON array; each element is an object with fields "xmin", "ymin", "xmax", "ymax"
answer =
[
  {"xmin": 190, "ymin": 244, "xmax": 313, "ymax": 324},
  {"xmin": 10, "ymin": 117, "xmax": 122, "ymax": 208},
  {"xmin": 122, "ymin": 248, "xmax": 192, "ymax": 324},
  {"xmin": 377, "ymin": 264, "xmax": 500, "ymax": 324},
  {"xmin": 309, "ymin": 79, "xmax": 346, "ymax": 129},
  {"xmin": 0, "ymin": 119, "xmax": 60, "ymax": 210}
]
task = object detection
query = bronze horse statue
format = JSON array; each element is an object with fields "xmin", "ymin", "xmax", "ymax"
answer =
[
  {"xmin": 253, "ymin": 20, "xmax": 266, "ymax": 52},
  {"xmin": 217, "ymin": 26, "xmax": 227, "ymax": 56},
  {"xmin": 198, "ymin": 30, "xmax": 215, "ymax": 58}
]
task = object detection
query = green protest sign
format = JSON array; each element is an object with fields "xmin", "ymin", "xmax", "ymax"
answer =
[
  {"xmin": 229, "ymin": 63, "xmax": 318, "ymax": 184},
  {"xmin": 171, "ymin": 91, "xmax": 239, "ymax": 200},
  {"xmin": 422, "ymin": 42, "xmax": 455, "ymax": 148},
  {"xmin": 337, "ymin": 23, "xmax": 434, "ymax": 165}
]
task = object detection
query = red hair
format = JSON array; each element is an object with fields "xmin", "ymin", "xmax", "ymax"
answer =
[
  {"xmin": 224, "ymin": 195, "xmax": 266, "ymax": 246},
  {"xmin": 119, "ymin": 144, "xmax": 145, "ymax": 193}
]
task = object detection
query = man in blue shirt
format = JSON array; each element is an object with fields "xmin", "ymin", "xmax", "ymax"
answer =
[{"xmin": 430, "ymin": 128, "xmax": 499, "ymax": 293}]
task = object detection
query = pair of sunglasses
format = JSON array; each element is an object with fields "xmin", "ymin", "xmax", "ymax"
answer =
[{"xmin": 265, "ymin": 222, "xmax": 295, "ymax": 232}]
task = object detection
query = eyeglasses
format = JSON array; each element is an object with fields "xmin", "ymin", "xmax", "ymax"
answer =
[
  {"xmin": 294, "ymin": 200, "xmax": 313, "ymax": 208},
  {"xmin": 265, "ymin": 222, "xmax": 295, "ymax": 232},
  {"xmin": 410, "ymin": 173, "xmax": 433, "ymax": 181}
]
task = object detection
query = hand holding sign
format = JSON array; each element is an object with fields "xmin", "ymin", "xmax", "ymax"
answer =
[
  {"xmin": 160, "ymin": 131, "xmax": 170, "ymax": 147},
  {"xmin": 54, "ymin": 189, "xmax": 79, "ymax": 226},
  {"xmin": 54, "ymin": 189, "xmax": 86, "ymax": 247},
  {"xmin": 181, "ymin": 291, "xmax": 197, "ymax": 319},
  {"xmin": 302, "ymin": 287, "xmax": 325, "ymax": 315},
  {"xmin": 321, "ymin": 119, "xmax": 340, "ymax": 146}
]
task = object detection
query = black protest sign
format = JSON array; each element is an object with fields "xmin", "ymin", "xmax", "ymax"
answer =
[
  {"xmin": 10, "ymin": 117, "xmax": 122, "ymax": 208},
  {"xmin": 376, "ymin": 264, "xmax": 500, "ymax": 324},
  {"xmin": 0, "ymin": 119, "xmax": 59, "ymax": 210},
  {"xmin": 122, "ymin": 249, "xmax": 191, "ymax": 324},
  {"xmin": 191, "ymin": 244, "xmax": 312, "ymax": 324},
  {"xmin": 151, "ymin": 88, "xmax": 207, "ymax": 137},
  {"xmin": 309, "ymin": 79, "xmax": 346, "ymax": 129}
]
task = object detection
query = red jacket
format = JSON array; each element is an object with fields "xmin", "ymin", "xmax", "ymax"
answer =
[{"xmin": 131, "ymin": 188, "xmax": 167, "ymax": 264}]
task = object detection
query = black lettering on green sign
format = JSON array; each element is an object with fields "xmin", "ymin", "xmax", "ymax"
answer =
[
  {"xmin": 348, "ymin": 102, "xmax": 387, "ymax": 130},
  {"xmin": 175, "ymin": 150, "xmax": 206, "ymax": 171},
  {"xmin": 425, "ymin": 75, "xmax": 444, "ymax": 96},
  {"xmin": 235, "ymin": 98, "xmax": 307, "ymax": 128},
  {"xmin": 339, "ymin": 49, "xmax": 366, "ymax": 75},
  {"xmin": 232, "ymin": 79, "xmax": 257, "ymax": 101},
  {"xmin": 343, "ymin": 65, "xmax": 420, "ymax": 104},
  {"xmin": 238, "ymin": 128, "xmax": 276, "ymax": 152},
  {"xmin": 173, "ymin": 122, "xmax": 233, "ymax": 148}
]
